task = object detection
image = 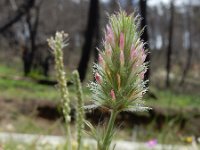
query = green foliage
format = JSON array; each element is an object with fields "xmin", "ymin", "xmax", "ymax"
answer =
[
  {"xmin": 28, "ymin": 70, "xmax": 46, "ymax": 80},
  {"xmin": 0, "ymin": 77, "xmax": 58, "ymax": 101},
  {"xmin": 0, "ymin": 65, "xmax": 20, "ymax": 76},
  {"xmin": 147, "ymin": 89, "xmax": 200, "ymax": 109}
]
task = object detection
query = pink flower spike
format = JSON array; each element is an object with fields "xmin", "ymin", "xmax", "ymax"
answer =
[
  {"xmin": 105, "ymin": 34, "xmax": 110, "ymax": 44},
  {"xmin": 141, "ymin": 47, "xmax": 145, "ymax": 53},
  {"xmin": 142, "ymin": 53, "xmax": 146, "ymax": 62},
  {"xmin": 131, "ymin": 45, "xmax": 137, "ymax": 59},
  {"xmin": 140, "ymin": 70, "xmax": 146, "ymax": 79},
  {"xmin": 95, "ymin": 73, "xmax": 101, "ymax": 84},
  {"xmin": 106, "ymin": 25, "xmax": 112, "ymax": 35},
  {"xmin": 120, "ymin": 50, "xmax": 124, "ymax": 66},
  {"xmin": 98, "ymin": 54, "xmax": 104, "ymax": 66},
  {"xmin": 106, "ymin": 25, "xmax": 115, "ymax": 46},
  {"xmin": 106, "ymin": 45, "xmax": 112, "ymax": 56},
  {"xmin": 120, "ymin": 32, "xmax": 125, "ymax": 51},
  {"xmin": 110, "ymin": 89, "xmax": 116, "ymax": 100},
  {"xmin": 140, "ymin": 72, "xmax": 145, "ymax": 79}
]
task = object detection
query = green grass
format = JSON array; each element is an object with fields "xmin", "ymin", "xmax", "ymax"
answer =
[
  {"xmin": 0, "ymin": 64, "xmax": 59, "ymax": 101},
  {"xmin": 0, "ymin": 77, "xmax": 59, "ymax": 101},
  {"xmin": 1, "ymin": 77, "xmax": 199, "ymax": 109},
  {"xmin": 0, "ymin": 64, "xmax": 199, "ymax": 109},
  {"xmin": 0, "ymin": 64, "xmax": 20, "ymax": 76},
  {"xmin": 0, "ymin": 77, "xmax": 91, "ymax": 102},
  {"xmin": 0, "ymin": 65, "xmax": 90, "ymax": 101},
  {"xmin": 147, "ymin": 88, "xmax": 200, "ymax": 109}
]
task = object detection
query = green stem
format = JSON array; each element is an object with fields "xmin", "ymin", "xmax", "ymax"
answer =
[
  {"xmin": 73, "ymin": 70, "xmax": 84, "ymax": 150},
  {"xmin": 101, "ymin": 110, "xmax": 118, "ymax": 150},
  {"xmin": 65, "ymin": 124, "xmax": 72, "ymax": 150}
]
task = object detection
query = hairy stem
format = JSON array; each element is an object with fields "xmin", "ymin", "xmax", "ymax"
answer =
[{"xmin": 100, "ymin": 110, "xmax": 118, "ymax": 150}]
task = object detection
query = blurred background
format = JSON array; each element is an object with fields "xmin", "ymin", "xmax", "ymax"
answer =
[{"xmin": 0, "ymin": 0, "xmax": 200, "ymax": 148}]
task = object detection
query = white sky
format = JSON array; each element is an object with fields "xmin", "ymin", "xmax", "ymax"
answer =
[
  {"xmin": 100, "ymin": 0, "xmax": 200, "ymax": 6},
  {"xmin": 148, "ymin": 0, "xmax": 196, "ymax": 6}
]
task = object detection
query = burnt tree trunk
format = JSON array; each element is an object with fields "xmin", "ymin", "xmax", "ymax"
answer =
[
  {"xmin": 179, "ymin": 3, "xmax": 192, "ymax": 85},
  {"xmin": 78, "ymin": 0, "xmax": 99, "ymax": 82},
  {"xmin": 23, "ymin": 5, "xmax": 40, "ymax": 76},
  {"xmin": 94, "ymin": 1, "xmax": 100, "ymax": 63},
  {"xmin": 139, "ymin": 0, "xmax": 150, "ymax": 85},
  {"xmin": 166, "ymin": 1, "xmax": 174, "ymax": 88},
  {"xmin": 0, "ymin": 0, "xmax": 35, "ymax": 33}
]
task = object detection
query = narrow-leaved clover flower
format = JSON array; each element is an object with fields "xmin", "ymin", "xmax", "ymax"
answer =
[
  {"xmin": 90, "ymin": 10, "xmax": 148, "ymax": 113},
  {"xmin": 89, "ymin": 10, "xmax": 149, "ymax": 150}
]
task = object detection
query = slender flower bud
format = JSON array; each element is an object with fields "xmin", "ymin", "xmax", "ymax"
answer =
[
  {"xmin": 110, "ymin": 89, "xmax": 116, "ymax": 100},
  {"xmin": 130, "ymin": 44, "xmax": 137, "ymax": 60},
  {"xmin": 120, "ymin": 32, "xmax": 125, "ymax": 51},
  {"xmin": 117, "ymin": 74, "xmax": 121, "ymax": 89},
  {"xmin": 120, "ymin": 50, "xmax": 124, "ymax": 66},
  {"xmin": 141, "ymin": 49, "xmax": 147, "ymax": 62},
  {"xmin": 140, "ymin": 69, "xmax": 147, "ymax": 80},
  {"xmin": 106, "ymin": 67, "xmax": 111, "ymax": 78},
  {"xmin": 105, "ymin": 45, "xmax": 112, "ymax": 56},
  {"xmin": 140, "ymin": 72, "xmax": 145, "ymax": 79},
  {"xmin": 95, "ymin": 73, "xmax": 101, "ymax": 84},
  {"xmin": 142, "ymin": 53, "xmax": 146, "ymax": 62},
  {"xmin": 106, "ymin": 25, "xmax": 112, "ymax": 35},
  {"xmin": 98, "ymin": 54, "xmax": 104, "ymax": 67},
  {"xmin": 105, "ymin": 25, "xmax": 115, "ymax": 46}
]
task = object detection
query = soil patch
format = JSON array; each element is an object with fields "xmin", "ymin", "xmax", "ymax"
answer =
[{"xmin": 0, "ymin": 99, "xmax": 199, "ymax": 136}]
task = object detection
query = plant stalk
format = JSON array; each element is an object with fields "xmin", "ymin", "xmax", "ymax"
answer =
[
  {"xmin": 65, "ymin": 124, "xmax": 72, "ymax": 150},
  {"xmin": 73, "ymin": 70, "xmax": 85, "ymax": 150},
  {"xmin": 100, "ymin": 110, "xmax": 118, "ymax": 150}
]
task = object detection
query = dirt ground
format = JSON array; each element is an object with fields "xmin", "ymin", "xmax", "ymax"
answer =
[{"xmin": 0, "ymin": 98, "xmax": 199, "ymax": 138}]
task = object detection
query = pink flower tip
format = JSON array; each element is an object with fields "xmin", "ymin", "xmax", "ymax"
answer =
[
  {"xmin": 106, "ymin": 25, "xmax": 112, "ymax": 35},
  {"xmin": 140, "ymin": 70, "xmax": 146, "ymax": 80},
  {"xmin": 131, "ymin": 45, "xmax": 137, "ymax": 59},
  {"xmin": 105, "ymin": 44, "xmax": 112, "ymax": 57},
  {"xmin": 141, "ymin": 49, "xmax": 146, "ymax": 62},
  {"xmin": 95, "ymin": 73, "xmax": 101, "ymax": 84},
  {"xmin": 110, "ymin": 89, "xmax": 116, "ymax": 100},
  {"xmin": 98, "ymin": 54, "xmax": 104, "ymax": 66},
  {"xmin": 147, "ymin": 139, "xmax": 157, "ymax": 148},
  {"xmin": 105, "ymin": 25, "xmax": 115, "ymax": 46},
  {"xmin": 140, "ymin": 72, "xmax": 144, "ymax": 79},
  {"xmin": 120, "ymin": 32, "xmax": 125, "ymax": 51}
]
